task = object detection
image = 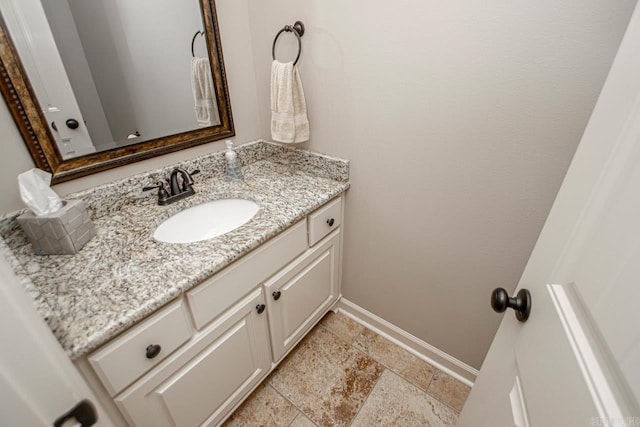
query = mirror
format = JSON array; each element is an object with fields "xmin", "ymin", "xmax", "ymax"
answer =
[{"xmin": 0, "ymin": 0, "xmax": 233, "ymax": 183}]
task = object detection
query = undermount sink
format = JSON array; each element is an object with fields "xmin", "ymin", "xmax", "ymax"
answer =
[{"xmin": 153, "ymin": 199, "xmax": 260, "ymax": 244}]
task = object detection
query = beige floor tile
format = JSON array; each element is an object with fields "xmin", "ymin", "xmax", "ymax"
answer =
[
  {"xmin": 222, "ymin": 383, "xmax": 298, "ymax": 427},
  {"xmin": 289, "ymin": 413, "xmax": 318, "ymax": 427},
  {"xmin": 269, "ymin": 326, "xmax": 384, "ymax": 427},
  {"xmin": 351, "ymin": 370, "xmax": 458, "ymax": 427},
  {"xmin": 427, "ymin": 370, "xmax": 472, "ymax": 412},
  {"xmin": 318, "ymin": 311, "xmax": 365, "ymax": 344},
  {"xmin": 353, "ymin": 328, "xmax": 436, "ymax": 390}
]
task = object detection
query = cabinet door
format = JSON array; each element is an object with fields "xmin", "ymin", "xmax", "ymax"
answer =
[
  {"xmin": 115, "ymin": 288, "xmax": 270, "ymax": 427},
  {"xmin": 265, "ymin": 230, "xmax": 341, "ymax": 362}
]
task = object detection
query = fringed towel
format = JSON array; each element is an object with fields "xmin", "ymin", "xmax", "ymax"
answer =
[
  {"xmin": 270, "ymin": 60, "xmax": 309, "ymax": 143},
  {"xmin": 191, "ymin": 57, "xmax": 220, "ymax": 126}
]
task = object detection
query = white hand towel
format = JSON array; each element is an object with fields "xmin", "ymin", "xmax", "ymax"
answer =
[
  {"xmin": 191, "ymin": 57, "xmax": 220, "ymax": 126},
  {"xmin": 271, "ymin": 60, "xmax": 310, "ymax": 143}
]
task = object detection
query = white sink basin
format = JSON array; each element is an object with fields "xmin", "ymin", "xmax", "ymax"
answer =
[{"xmin": 154, "ymin": 199, "xmax": 259, "ymax": 244}]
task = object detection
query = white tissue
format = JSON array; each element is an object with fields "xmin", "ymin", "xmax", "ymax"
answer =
[{"xmin": 18, "ymin": 168, "xmax": 63, "ymax": 216}]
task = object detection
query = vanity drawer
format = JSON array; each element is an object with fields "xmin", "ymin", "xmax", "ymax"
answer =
[
  {"xmin": 88, "ymin": 299, "xmax": 192, "ymax": 397},
  {"xmin": 187, "ymin": 219, "xmax": 307, "ymax": 330},
  {"xmin": 308, "ymin": 196, "xmax": 342, "ymax": 246}
]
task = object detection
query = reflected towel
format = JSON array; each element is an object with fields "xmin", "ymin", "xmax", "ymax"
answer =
[
  {"xmin": 191, "ymin": 57, "xmax": 220, "ymax": 126},
  {"xmin": 270, "ymin": 60, "xmax": 309, "ymax": 143}
]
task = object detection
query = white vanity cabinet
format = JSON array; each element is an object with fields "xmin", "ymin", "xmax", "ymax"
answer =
[{"xmin": 81, "ymin": 194, "xmax": 344, "ymax": 427}]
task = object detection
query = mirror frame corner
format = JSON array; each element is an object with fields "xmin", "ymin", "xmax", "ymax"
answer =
[{"xmin": 0, "ymin": 0, "xmax": 234, "ymax": 184}]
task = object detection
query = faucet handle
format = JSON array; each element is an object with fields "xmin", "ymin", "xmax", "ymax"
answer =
[
  {"xmin": 143, "ymin": 181, "xmax": 170, "ymax": 203},
  {"xmin": 142, "ymin": 181, "xmax": 166, "ymax": 192}
]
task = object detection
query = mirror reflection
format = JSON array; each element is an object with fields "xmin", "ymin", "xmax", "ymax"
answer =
[
  {"xmin": 6, "ymin": 0, "xmax": 221, "ymax": 160},
  {"xmin": 0, "ymin": 0, "xmax": 233, "ymax": 182}
]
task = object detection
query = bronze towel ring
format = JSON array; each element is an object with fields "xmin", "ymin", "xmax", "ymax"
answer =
[
  {"xmin": 191, "ymin": 30, "xmax": 205, "ymax": 57},
  {"xmin": 272, "ymin": 21, "xmax": 305, "ymax": 65}
]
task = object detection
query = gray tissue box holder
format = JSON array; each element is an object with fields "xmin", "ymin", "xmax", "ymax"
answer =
[{"xmin": 17, "ymin": 199, "xmax": 96, "ymax": 255}]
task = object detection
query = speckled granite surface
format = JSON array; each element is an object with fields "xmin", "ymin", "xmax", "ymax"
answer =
[{"xmin": 0, "ymin": 140, "xmax": 349, "ymax": 360}]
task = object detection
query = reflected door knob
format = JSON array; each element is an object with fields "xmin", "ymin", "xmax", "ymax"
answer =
[
  {"xmin": 491, "ymin": 288, "xmax": 532, "ymax": 322},
  {"xmin": 66, "ymin": 118, "xmax": 80, "ymax": 129}
]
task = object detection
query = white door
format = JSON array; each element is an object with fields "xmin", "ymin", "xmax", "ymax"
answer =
[
  {"xmin": 0, "ymin": 254, "xmax": 113, "ymax": 426},
  {"xmin": 458, "ymin": 3, "xmax": 640, "ymax": 426},
  {"xmin": 1, "ymin": 0, "xmax": 97, "ymax": 158}
]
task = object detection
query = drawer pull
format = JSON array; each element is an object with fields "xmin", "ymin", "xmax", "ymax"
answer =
[
  {"xmin": 272, "ymin": 291, "xmax": 282, "ymax": 301},
  {"xmin": 326, "ymin": 218, "xmax": 335, "ymax": 227},
  {"xmin": 145, "ymin": 344, "xmax": 162, "ymax": 359},
  {"xmin": 256, "ymin": 304, "xmax": 266, "ymax": 314}
]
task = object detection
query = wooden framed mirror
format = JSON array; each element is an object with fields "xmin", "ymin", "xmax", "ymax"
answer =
[{"xmin": 0, "ymin": 0, "xmax": 233, "ymax": 183}]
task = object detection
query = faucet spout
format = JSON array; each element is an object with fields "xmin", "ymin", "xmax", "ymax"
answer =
[{"xmin": 169, "ymin": 168, "xmax": 194, "ymax": 195}]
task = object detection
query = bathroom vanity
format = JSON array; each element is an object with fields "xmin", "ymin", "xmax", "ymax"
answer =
[
  {"xmin": 86, "ymin": 196, "xmax": 343, "ymax": 426},
  {"xmin": 0, "ymin": 141, "xmax": 349, "ymax": 426}
]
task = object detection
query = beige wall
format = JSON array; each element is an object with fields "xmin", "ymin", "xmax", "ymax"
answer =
[
  {"xmin": 0, "ymin": 0, "xmax": 263, "ymax": 212},
  {"xmin": 0, "ymin": 1, "xmax": 635, "ymax": 370},
  {"xmin": 247, "ymin": 0, "xmax": 636, "ymax": 368}
]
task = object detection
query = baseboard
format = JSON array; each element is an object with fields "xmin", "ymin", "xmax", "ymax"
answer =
[{"xmin": 336, "ymin": 298, "xmax": 478, "ymax": 387}]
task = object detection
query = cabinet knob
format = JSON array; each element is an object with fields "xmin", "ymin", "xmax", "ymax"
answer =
[
  {"xmin": 145, "ymin": 344, "xmax": 162, "ymax": 359},
  {"xmin": 272, "ymin": 291, "xmax": 282, "ymax": 301},
  {"xmin": 326, "ymin": 218, "xmax": 335, "ymax": 227},
  {"xmin": 256, "ymin": 304, "xmax": 266, "ymax": 314}
]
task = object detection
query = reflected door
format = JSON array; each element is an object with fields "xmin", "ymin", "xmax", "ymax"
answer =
[{"xmin": 2, "ymin": 0, "xmax": 97, "ymax": 158}]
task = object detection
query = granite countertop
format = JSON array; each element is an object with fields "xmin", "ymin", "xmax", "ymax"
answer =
[{"xmin": 0, "ymin": 141, "xmax": 349, "ymax": 360}]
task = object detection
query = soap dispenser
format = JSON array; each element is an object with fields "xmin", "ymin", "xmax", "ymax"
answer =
[{"xmin": 225, "ymin": 140, "xmax": 243, "ymax": 182}]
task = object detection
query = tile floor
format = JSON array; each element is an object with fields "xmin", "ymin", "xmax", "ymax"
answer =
[{"xmin": 223, "ymin": 311, "xmax": 471, "ymax": 426}]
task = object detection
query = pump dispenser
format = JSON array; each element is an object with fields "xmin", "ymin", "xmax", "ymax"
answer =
[{"xmin": 224, "ymin": 140, "xmax": 243, "ymax": 181}]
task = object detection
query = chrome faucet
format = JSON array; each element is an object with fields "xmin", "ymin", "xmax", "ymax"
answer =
[{"xmin": 143, "ymin": 168, "xmax": 200, "ymax": 205}]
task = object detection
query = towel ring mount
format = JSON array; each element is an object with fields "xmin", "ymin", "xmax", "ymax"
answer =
[
  {"xmin": 191, "ymin": 30, "xmax": 205, "ymax": 57},
  {"xmin": 272, "ymin": 21, "xmax": 305, "ymax": 65}
]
